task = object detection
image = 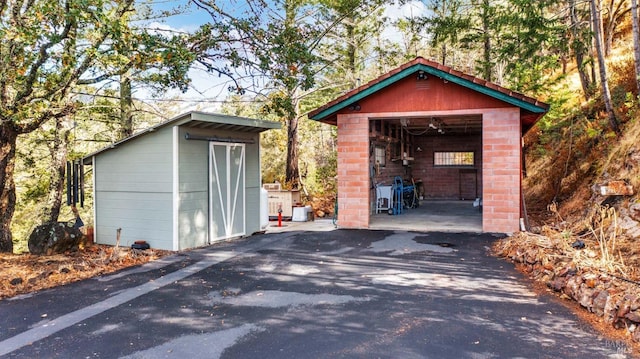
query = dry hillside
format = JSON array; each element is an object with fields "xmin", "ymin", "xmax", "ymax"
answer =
[{"xmin": 493, "ymin": 30, "xmax": 640, "ymax": 354}]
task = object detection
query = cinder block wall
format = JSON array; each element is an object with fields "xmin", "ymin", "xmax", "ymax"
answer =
[
  {"xmin": 371, "ymin": 151, "xmax": 406, "ymax": 185},
  {"xmin": 337, "ymin": 108, "xmax": 523, "ymax": 233},
  {"xmin": 482, "ymin": 108, "xmax": 522, "ymax": 233},
  {"xmin": 412, "ymin": 135, "xmax": 482, "ymax": 199},
  {"xmin": 337, "ymin": 113, "xmax": 370, "ymax": 228}
]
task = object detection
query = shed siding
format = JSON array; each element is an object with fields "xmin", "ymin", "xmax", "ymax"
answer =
[
  {"xmin": 177, "ymin": 127, "xmax": 262, "ymax": 247},
  {"xmin": 244, "ymin": 135, "xmax": 262, "ymax": 235},
  {"xmin": 177, "ymin": 128, "xmax": 209, "ymax": 249},
  {"xmin": 94, "ymin": 128, "xmax": 173, "ymax": 249}
]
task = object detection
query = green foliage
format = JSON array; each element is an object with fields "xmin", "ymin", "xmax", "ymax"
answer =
[
  {"xmin": 196, "ymin": 0, "xmax": 391, "ymax": 188},
  {"xmin": 316, "ymin": 0, "xmax": 391, "ymax": 89},
  {"xmin": 421, "ymin": 0, "xmax": 472, "ymax": 66},
  {"xmin": 496, "ymin": 0, "xmax": 565, "ymax": 94},
  {"xmin": 409, "ymin": 0, "xmax": 568, "ymax": 93},
  {"xmin": 0, "ymin": 0, "xmax": 211, "ymax": 251},
  {"xmin": 299, "ymin": 120, "xmax": 337, "ymax": 195},
  {"xmin": 194, "ymin": 0, "xmax": 328, "ymax": 186}
]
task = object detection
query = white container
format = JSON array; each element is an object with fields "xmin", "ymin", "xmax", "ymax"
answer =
[
  {"xmin": 292, "ymin": 206, "xmax": 307, "ymax": 222},
  {"xmin": 292, "ymin": 205, "xmax": 313, "ymax": 222},
  {"xmin": 260, "ymin": 187, "xmax": 269, "ymax": 229}
]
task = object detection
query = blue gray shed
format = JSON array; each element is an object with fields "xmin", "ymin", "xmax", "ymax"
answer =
[{"xmin": 82, "ymin": 111, "xmax": 280, "ymax": 251}]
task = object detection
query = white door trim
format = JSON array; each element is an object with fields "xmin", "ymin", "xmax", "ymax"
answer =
[{"xmin": 209, "ymin": 142, "xmax": 246, "ymax": 242}]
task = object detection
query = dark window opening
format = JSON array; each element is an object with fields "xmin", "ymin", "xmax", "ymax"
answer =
[{"xmin": 434, "ymin": 151, "xmax": 474, "ymax": 167}]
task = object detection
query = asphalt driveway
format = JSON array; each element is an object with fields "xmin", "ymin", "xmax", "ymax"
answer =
[{"xmin": 0, "ymin": 227, "xmax": 631, "ymax": 358}]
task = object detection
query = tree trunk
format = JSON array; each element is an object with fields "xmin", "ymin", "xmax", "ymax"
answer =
[
  {"xmin": 569, "ymin": 0, "xmax": 593, "ymax": 100},
  {"xmin": 481, "ymin": 0, "xmax": 492, "ymax": 82},
  {"xmin": 120, "ymin": 72, "xmax": 133, "ymax": 140},
  {"xmin": 440, "ymin": 0, "xmax": 448, "ymax": 66},
  {"xmin": 283, "ymin": 0, "xmax": 301, "ymax": 189},
  {"xmin": 442, "ymin": 43, "xmax": 447, "ymax": 66},
  {"xmin": 285, "ymin": 97, "xmax": 300, "ymax": 188},
  {"xmin": 632, "ymin": 0, "xmax": 640, "ymax": 94},
  {"xmin": 575, "ymin": 50, "xmax": 593, "ymax": 99},
  {"xmin": 603, "ymin": 0, "xmax": 630, "ymax": 57},
  {"xmin": 0, "ymin": 124, "xmax": 18, "ymax": 253},
  {"xmin": 43, "ymin": 118, "xmax": 71, "ymax": 223},
  {"xmin": 590, "ymin": 0, "xmax": 620, "ymax": 134},
  {"xmin": 603, "ymin": 0, "xmax": 614, "ymax": 56},
  {"xmin": 346, "ymin": 20, "xmax": 357, "ymax": 88}
]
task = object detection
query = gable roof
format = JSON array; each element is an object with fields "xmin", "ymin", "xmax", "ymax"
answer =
[
  {"xmin": 308, "ymin": 57, "xmax": 549, "ymax": 132},
  {"xmin": 82, "ymin": 111, "xmax": 280, "ymax": 164}
]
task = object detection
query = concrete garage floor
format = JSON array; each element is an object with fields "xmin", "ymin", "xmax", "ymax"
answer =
[
  {"xmin": 370, "ymin": 200, "xmax": 483, "ymax": 233},
  {"xmin": 267, "ymin": 200, "xmax": 482, "ymax": 234}
]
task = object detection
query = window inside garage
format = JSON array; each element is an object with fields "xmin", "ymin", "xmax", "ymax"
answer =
[{"xmin": 434, "ymin": 151, "xmax": 474, "ymax": 167}]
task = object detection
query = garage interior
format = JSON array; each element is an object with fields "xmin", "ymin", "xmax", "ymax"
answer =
[
  {"xmin": 309, "ymin": 57, "xmax": 549, "ymax": 233},
  {"xmin": 368, "ymin": 115, "xmax": 483, "ymax": 232}
]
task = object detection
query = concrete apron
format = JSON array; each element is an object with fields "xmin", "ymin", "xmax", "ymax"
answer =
[
  {"xmin": 370, "ymin": 200, "xmax": 483, "ymax": 233},
  {"xmin": 266, "ymin": 200, "xmax": 482, "ymax": 234}
]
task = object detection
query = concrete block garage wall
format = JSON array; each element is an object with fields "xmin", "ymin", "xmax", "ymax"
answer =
[
  {"xmin": 371, "ymin": 149, "xmax": 406, "ymax": 186},
  {"xmin": 337, "ymin": 113, "xmax": 370, "ymax": 228},
  {"xmin": 338, "ymin": 109, "xmax": 522, "ymax": 233},
  {"xmin": 411, "ymin": 134, "xmax": 482, "ymax": 200},
  {"xmin": 482, "ymin": 108, "xmax": 522, "ymax": 233},
  {"xmin": 314, "ymin": 58, "xmax": 547, "ymax": 234}
]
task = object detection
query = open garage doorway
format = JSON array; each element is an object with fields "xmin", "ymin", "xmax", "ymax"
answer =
[
  {"xmin": 309, "ymin": 57, "xmax": 549, "ymax": 233},
  {"xmin": 368, "ymin": 115, "xmax": 483, "ymax": 232}
]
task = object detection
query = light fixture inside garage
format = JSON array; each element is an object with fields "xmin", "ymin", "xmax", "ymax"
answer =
[
  {"xmin": 429, "ymin": 118, "xmax": 445, "ymax": 134},
  {"xmin": 403, "ymin": 117, "xmax": 446, "ymax": 136}
]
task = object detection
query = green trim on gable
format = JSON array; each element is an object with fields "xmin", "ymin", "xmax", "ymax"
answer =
[{"xmin": 310, "ymin": 64, "xmax": 547, "ymax": 121}]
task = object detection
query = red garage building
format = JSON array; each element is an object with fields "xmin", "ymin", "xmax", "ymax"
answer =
[{"xmin": 309, "ymin": 57, "xmax": 549, "ymax": 233}]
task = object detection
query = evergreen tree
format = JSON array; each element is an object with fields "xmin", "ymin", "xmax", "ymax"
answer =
[{"xmin": 497, "ymin": 0, "xmax": 564, "ymax": 94}]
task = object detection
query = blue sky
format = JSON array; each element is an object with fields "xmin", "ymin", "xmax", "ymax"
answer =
[{"xmin": 139, "ymin": 0, "xmax": 427, "ymax": 112}]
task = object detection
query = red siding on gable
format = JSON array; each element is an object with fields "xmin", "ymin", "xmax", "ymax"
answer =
[
  {"xmin": 309, "ymin": 57, "xmax": 549, "ymax": 130},
  {"xmin": 337, "ymin": 76, "xmax": 511, "ymax": 115}
]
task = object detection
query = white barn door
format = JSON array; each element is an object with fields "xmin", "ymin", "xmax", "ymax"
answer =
[{"xmin": 209, "ymin": 142, "xmax": 246, "ymax": 242}]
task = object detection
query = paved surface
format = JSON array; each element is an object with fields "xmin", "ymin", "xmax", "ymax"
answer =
[
  {"xmin": 0, "ymin": 226, "xmax": 632, "ymax": 358},
  {"xmin": 369, "ymin": 200, "xmax": 483, "ymax": 233}
]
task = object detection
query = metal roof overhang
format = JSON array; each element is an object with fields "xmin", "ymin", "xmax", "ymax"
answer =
[{"xmin": 82, "ymin": 111, "xmax": 280, "ymax": 165}]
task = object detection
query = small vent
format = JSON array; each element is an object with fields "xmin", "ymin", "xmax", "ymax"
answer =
[
  {"xmin": 263, "ymin": 183, "xmax": 281, "ymax": 191},
  {"xmin": 416, "ymin": 82, "xmax": 431, "ymax": 90}
]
